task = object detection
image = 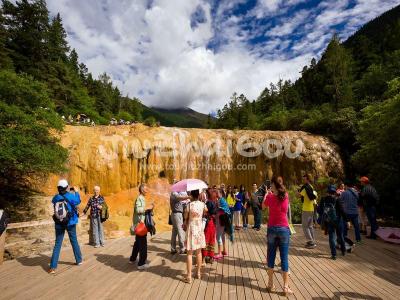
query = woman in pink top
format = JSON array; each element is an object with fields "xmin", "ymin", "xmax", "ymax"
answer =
[{"xmin": 262, "ymin": 176, "xmax": 293, "ymax": 296}]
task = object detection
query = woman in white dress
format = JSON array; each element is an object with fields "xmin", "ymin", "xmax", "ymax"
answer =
[{"xmin": 184, "ymin": 189, "xmax": 207, "ymax": 283}]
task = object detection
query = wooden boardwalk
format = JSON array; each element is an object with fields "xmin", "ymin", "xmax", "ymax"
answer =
[{"xmin": 0, "ymin": 225, "xmax": 399, "ymax": 300}]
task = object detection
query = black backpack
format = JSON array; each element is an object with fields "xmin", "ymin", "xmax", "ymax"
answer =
[
  {"xmin": 304, "ymin": 184, "xmax": 317, "ymax": 200},
  {"xmin": 323, "ymin": 202, "xmax": 337, "ymax": 225}
]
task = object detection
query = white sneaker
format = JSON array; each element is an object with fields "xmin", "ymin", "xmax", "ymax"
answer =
[{"xmin": 137, "ymin": 264, "xmax": 150, "ymax": 270}]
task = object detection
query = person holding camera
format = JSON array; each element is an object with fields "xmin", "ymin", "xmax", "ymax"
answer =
[
  {"xmin": 83, "ymin": 186, "xmax": 105, "ymax": 248},
  {"xmin": 49, "ymin": 179, "xmax": 82, "ymax": 274}
]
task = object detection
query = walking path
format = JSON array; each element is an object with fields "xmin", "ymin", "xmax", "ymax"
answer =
[{"xmin": 0, "ymin": 225, "xmax": 399, "ymax": 299}]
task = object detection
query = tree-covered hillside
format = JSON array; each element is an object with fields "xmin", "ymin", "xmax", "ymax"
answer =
[{"xmin": 211, "ymin": 4, "xmax": 400, "ymax": 217}]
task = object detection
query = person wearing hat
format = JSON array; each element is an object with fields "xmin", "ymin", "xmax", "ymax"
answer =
[
  {"xmin": 49, "ymin": 179, "xmax": 82, "ymax": 274},
  {"xmin": 318, "ymin": 185, "xmax": 347, "ymax": 259},
  {"xmin": 359, "ymin": 177, "xmax": 380, "ymax": 239}
]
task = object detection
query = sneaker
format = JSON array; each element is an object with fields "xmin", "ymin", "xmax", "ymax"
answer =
[
  {"xmin": 171, "ymin": 249, "xmax": 177, "ymax": 254},
  {"xmin": 179, "ymin": 249, "xmax": 187, "ymax": 254},
  {"xmin": 76, "ymin": 261, "xmax": 83, "ymax": 266},
  {"xmin": 100, "ymin": 244, "xmax": 105, "ymax": 247},
  {"xmin": 305, "ymin": 243, "xmax": 316, "ymax": 249},
  {"xmin": 138, "ymin": 264, "xmax": 150, "ymax": 270},
  {"xmin": 128, "ymin": 260, "xmax": 136, "ymax": 264},
  {"xmin": 331, "ymin": 256, "xmax": 337, "ymax": 260},
  {"xmin": 94, "ymin": 245, "xmax": 100, "ymax": 248},
  {"xmin": 48, "ymin": 268, "xmax": 56, "ymax": 274}
]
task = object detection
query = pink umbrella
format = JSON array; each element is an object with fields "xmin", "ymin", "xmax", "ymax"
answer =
[{"xmin": 171, "ymin": 179, "xmax": 208, "ymax": 192}]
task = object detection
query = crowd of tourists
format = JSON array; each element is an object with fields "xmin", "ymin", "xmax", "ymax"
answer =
[{"xmin": 47, "ymin": 173, "xmax": 380, "ymax": 297}]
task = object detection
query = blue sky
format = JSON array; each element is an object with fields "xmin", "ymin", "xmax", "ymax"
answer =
[{"xmin": 46, "ymin": 0, "xmax": 399, "ymax": 113}]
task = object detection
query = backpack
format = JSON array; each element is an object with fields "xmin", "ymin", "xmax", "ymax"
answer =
[
  {"xmin": 323, "ymin": 202, "xmax": 337, "ymax": 225},
  {"xmin": 304, "ymin": 184, "xmax": 317, "ymax": 200},
  {"xmin": 0, "ymin": 210, "xmax": 9, "ymax": 235},
  {"xmin": 52, "ymin": 195, "xmax": 73, "ymax": 225},
  {"xmin": 100, "ymin": 200, "xmax": 109, "ymax": 223}
]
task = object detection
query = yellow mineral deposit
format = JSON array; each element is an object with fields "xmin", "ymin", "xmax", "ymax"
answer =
[{"xmin": 42, "ymin": 124, "xmax": 343, "ymax": 236}]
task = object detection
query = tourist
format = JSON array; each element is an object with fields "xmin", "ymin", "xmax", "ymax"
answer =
[
  {"xmin": 236, "ymin": 185, "xmax": 249, "ymax": 228},
  {"xmin": 214, "ymin": 189, "xmax": 231, "ymax": 259},
  {"xmin": 220, "ymin": 183, "xmax": 226, "ymax": 195},
  {"xmin": 170, "ymin": 180, "xmax": 191, "ymax": 254},
  {"xmin": 129, "ymin": 183, "xmax": 154, "ymax": 270},
  {"xmin": 251, "ymin": 183, "xmax": 262, "ymax": 230},
  {"xmin": 262, "ymin": 176, "xmax": 293, "ymax": 296},
  {"xmin": 297, "ymin": 174, "xmax": 317, "ymax": 248},
  {"xmin": 202, "ymin": 189, "xmax": 217, "ymax": 263},
  {"xmin": 184, "ymin": 190, "xmax": 207, "ymax": 283},
  {"xmin": 233, "ymin": 186, "xmax": 243, "ymax": 230},
  {"xmin": 359, "ymin": 177, "xmax": 380, "ymax": 239},
  {"xmin": 83, "ymin": 186, "xmax": 105, "ymax": 248},
  {"xmin": 49, "ymin": 180, "xmax": 82, "ymax": 274},
  {"xmin": 340, "ymin": 180, "xmax": 361, "ymax": 243},
  {"xmin": 336, "ymin": 182, "xmax": 345, "ymax": 196},
  {"xmin": 318, "ymin": 185, "xmax": 346, "ymax": 259},
  {"xmin": 226, "ymin": 185, "xmax": 235, "ymax": 212}
]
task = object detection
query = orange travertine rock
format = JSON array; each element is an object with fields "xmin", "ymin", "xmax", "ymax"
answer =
[{"xmin": 41, "ymin": 124, "xmax": 343, "ymax": 235}]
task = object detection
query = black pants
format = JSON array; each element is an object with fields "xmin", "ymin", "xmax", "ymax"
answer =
[{"xmin": 130, "ymin": 235, "xmax": 147, "ymax": 266}]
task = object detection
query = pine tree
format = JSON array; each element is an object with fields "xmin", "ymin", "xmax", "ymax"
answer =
[
  {"xmin": 48, "ymin": 13, "xmax": 69, "ymax": 62},
  {"xmin": 0, "ymin": 7, "xmax": 12, "ymax": 69},
  {"xmin": 322, "ymin": 35, "xmax": 354, "ymax": 111},
  {"xmin": 2, "ymin": 0, "xmax": 50, "ymax": 78}
]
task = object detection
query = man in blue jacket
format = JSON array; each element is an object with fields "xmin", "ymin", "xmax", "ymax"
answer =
[{"xmin": 49, "ymin": 179, "xmax": 82, "ymax": 274}]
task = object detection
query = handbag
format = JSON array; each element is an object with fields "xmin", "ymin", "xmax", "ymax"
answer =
[
  {"xmin": 168, "ymin": 207, "xmax": 173, "ymax": 225},
  {"xmin": 134, "ymin": 221, "xmax": 148, "ymax": 237}
]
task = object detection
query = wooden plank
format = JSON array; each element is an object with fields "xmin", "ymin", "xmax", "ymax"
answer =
[{"xmin": 291, "ymin": 228, "xmax": 398, "ymax": 299}]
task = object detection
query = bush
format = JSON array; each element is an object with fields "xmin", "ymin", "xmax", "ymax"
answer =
[{"xmin": 144, "ymin": 116, "xmax": 157, "ymax": 127}]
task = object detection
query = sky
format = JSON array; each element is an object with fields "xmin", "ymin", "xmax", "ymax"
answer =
[{"xmin": 46, "ymin": 0, "xmax": 399, "ymax": 114}]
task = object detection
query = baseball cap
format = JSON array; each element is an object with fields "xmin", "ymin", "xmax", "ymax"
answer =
[{"xmin": 57, "ymin": 179, "xmax": 69, "ymax": 188}]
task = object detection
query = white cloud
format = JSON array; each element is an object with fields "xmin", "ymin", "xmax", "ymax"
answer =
[{"xmin": 46, "ymin": 0, "xmax": 400, "ymax": 113}]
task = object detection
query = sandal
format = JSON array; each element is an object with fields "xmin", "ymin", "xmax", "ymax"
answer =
[
  {"xmin": 184, "ymin": 277, "xmax": 193, "ymax": 284},
  {"xmin": 283, "ymin": 286, "xmax": 294, "ymax": 296},
  {"xmin": 266, "ymin": 283, "xmax": 275, "ymax": 292},
  {"xmin": 196, "ymin": 272, "xmax": 201, "ymax": 280}
]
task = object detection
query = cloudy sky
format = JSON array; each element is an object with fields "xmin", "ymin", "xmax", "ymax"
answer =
[{"xmin": 47, "ymin": 0, "xmax": 399, "ymax": 113}]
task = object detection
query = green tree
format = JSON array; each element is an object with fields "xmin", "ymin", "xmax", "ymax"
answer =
[
  {"xmin": 2, "ymin": 0, "xmax": 50, "ymax": 78},
  {"xmin": 352, "ymin": 78, "xmax": 400, "ymax": 215},
  {"xmin": 0, "ymin": 70, "xmax": 67, "ymax": 207},
  {"xmin": 0, "ymin": 6, "xmax": 12, "ymax": 69},
  {"xmin": 321, "ymin": 35, "xmax": 354, "ymax": 110},
  {"xmin": 48, "ymin": 13, "xmax": 69, "ymax": 62}
]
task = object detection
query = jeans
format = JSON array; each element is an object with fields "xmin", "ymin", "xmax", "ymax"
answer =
[
  {"xmin": 252, "ymin": 206, "xmax": 261, "ymax": 229},
  {"xmin": 216, "ymin": 215, "xmax": 225, "ymax": 245},
  {"xmin": 267, "ymin": 226, "xmax": 290, "ymax": 272},
  {"xmin": 130, "ymin": 235, "xmax": 147, "ymax": 266},
  {"xmin": 344, "ymin": 214, "xmax": 361, "ymax": 242},
  {"xmin": 327, "ymin": 222, "xmax": 345, "ymax": 257},
  {"xmin": 50, "ymin": 224, "xmax": 82, "ymax": 269},
  {"xmin": 171, "ymin": 212, "xmax": 185, "ymax": 251},
  {"xmin": 366, "ymin": 206, "xmax": 378, "ymax": 238},
  {"xmin": 242, "ymin": 208, "xmax": 249, "ymax": 227},
  {"xmin": 302, "ymin": 211, "xmax": 315, "ymax": 243},
  {"xmin": 91, "ymin": 215, "xmax": 104, "ymax": 246}
]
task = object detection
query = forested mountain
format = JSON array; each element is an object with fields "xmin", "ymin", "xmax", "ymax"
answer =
[
  {"xmin": 142, "ymin": 106, "xmax": 211, "ymax": 128},
  {"xmin": 212, "ymin": 4, "xmax": 400, "ymax": 216}
]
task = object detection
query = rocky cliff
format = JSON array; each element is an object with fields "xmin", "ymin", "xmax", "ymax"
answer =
[{"xmin": 52, "ymin": 124, "xmax": 344, "ymax": 195}]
